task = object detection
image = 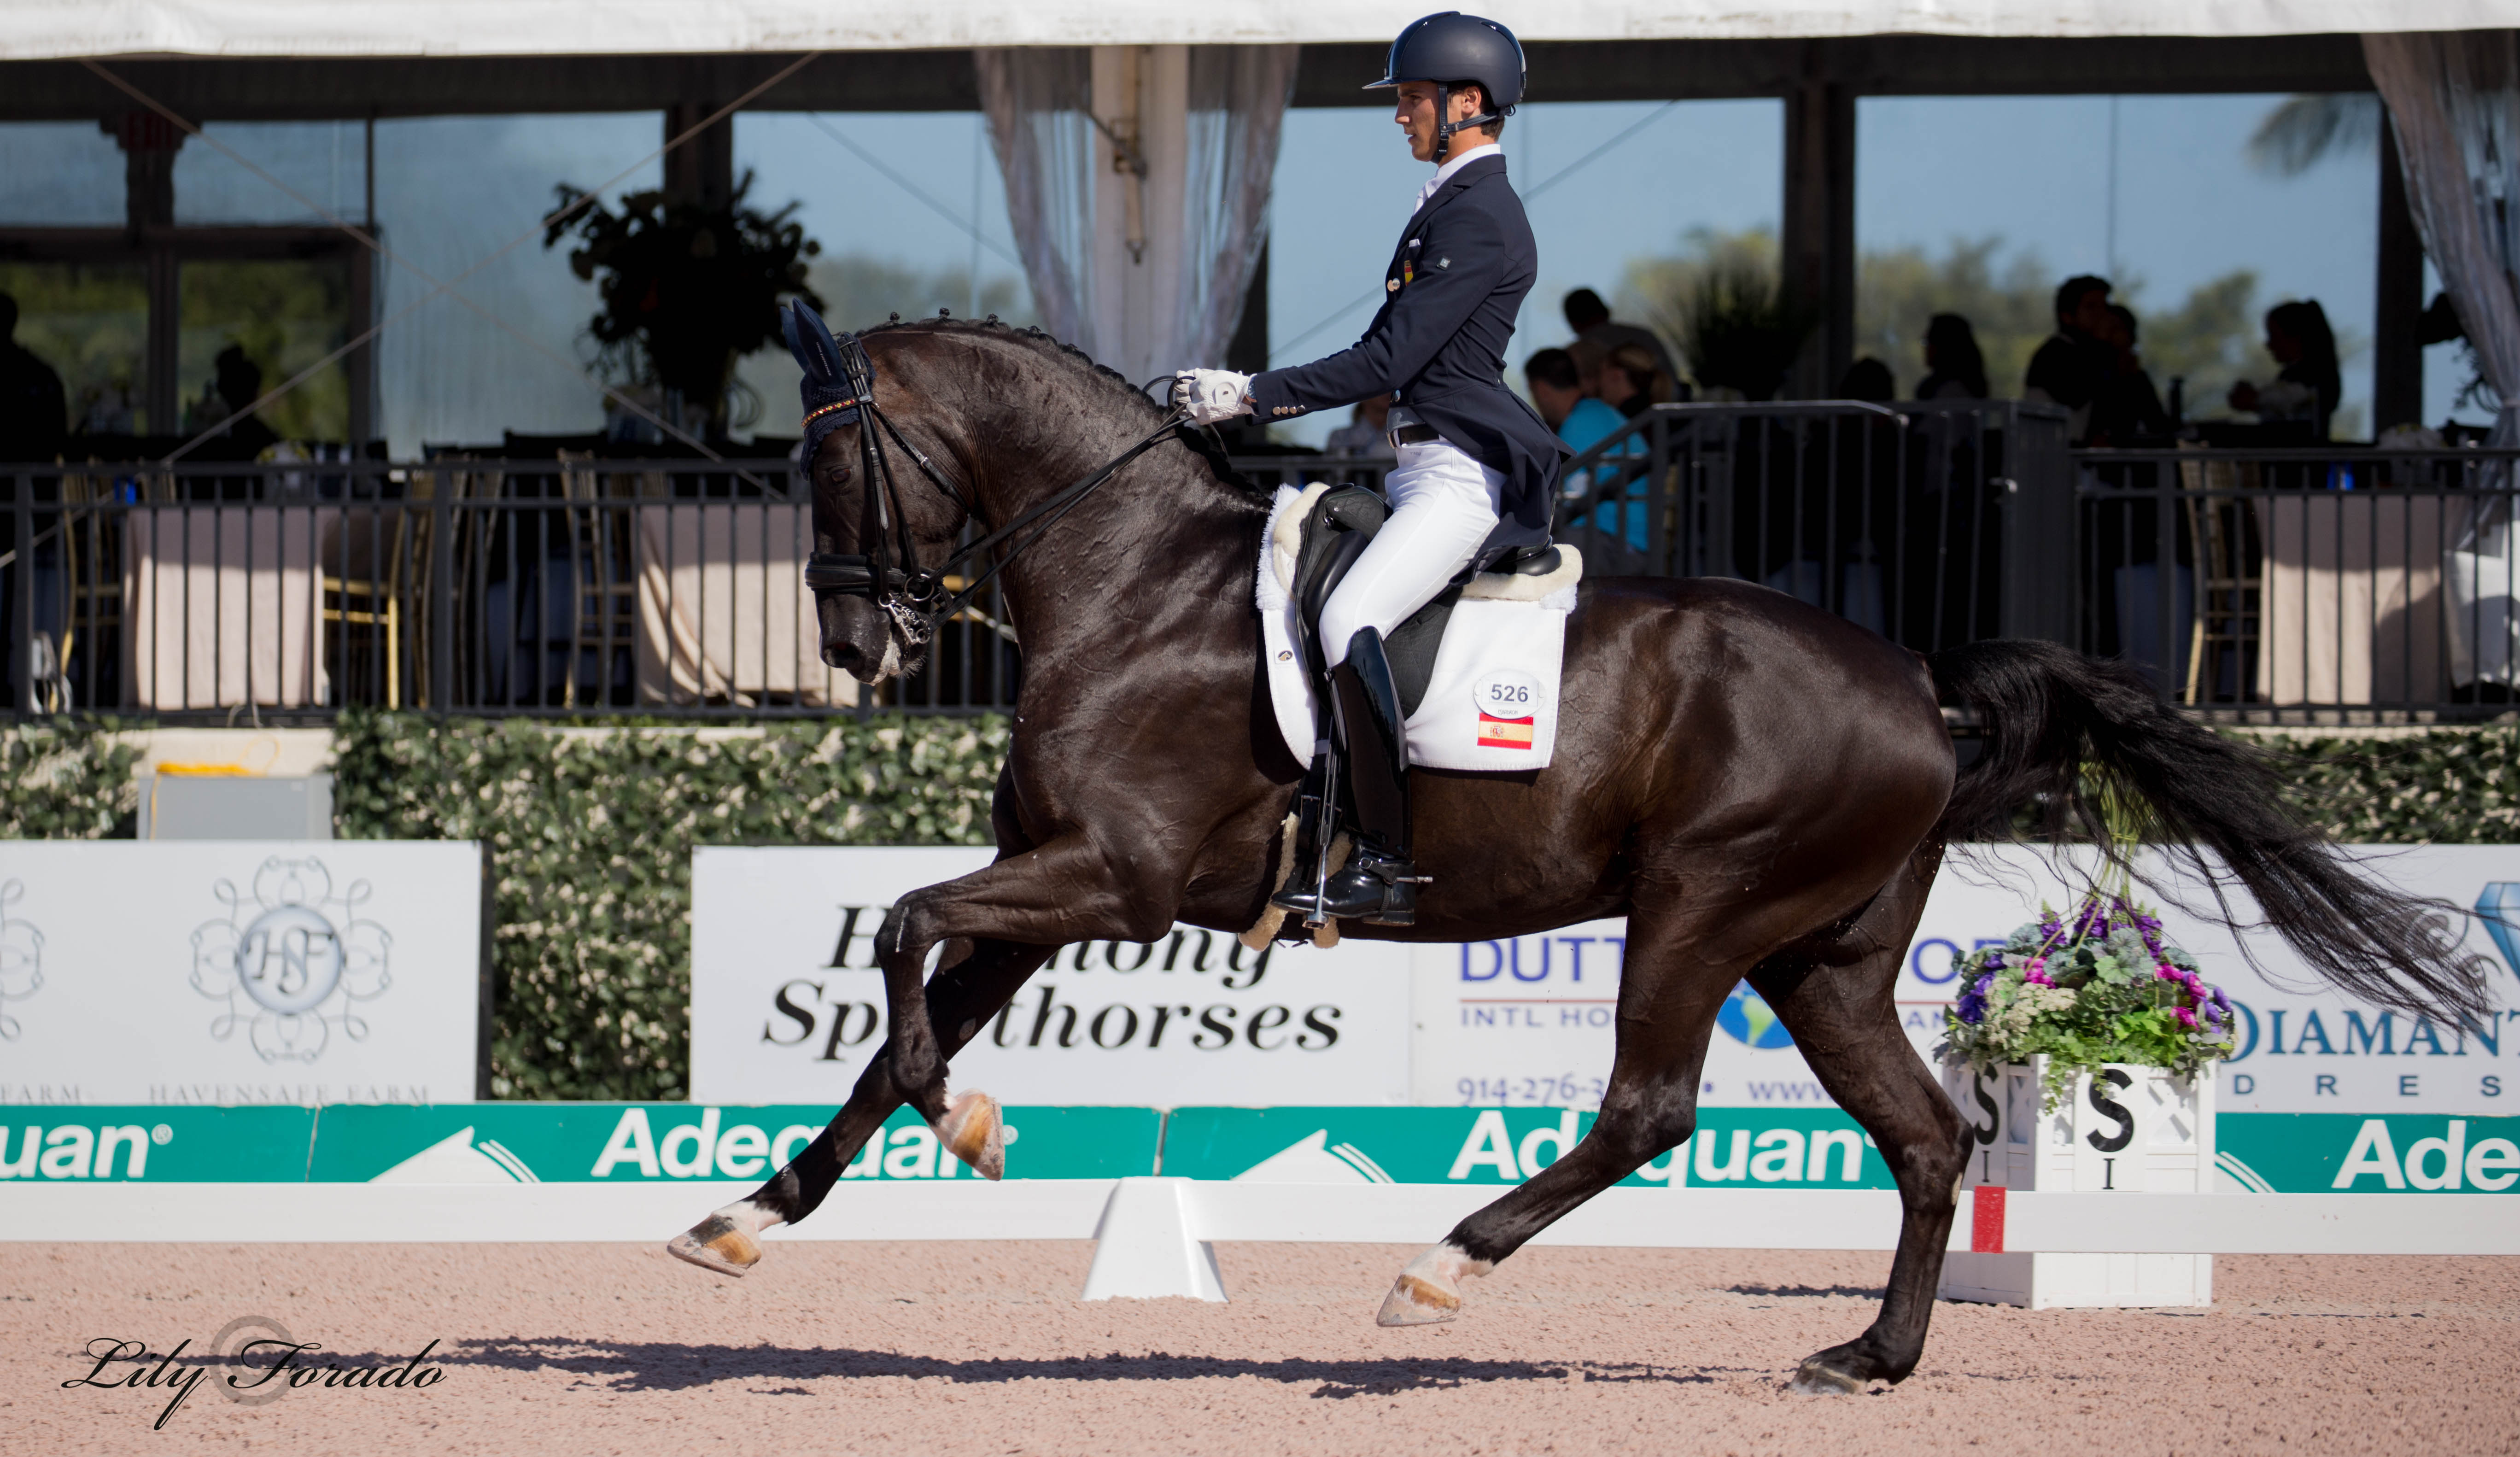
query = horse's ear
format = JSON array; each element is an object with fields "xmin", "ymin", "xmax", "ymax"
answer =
[{"xmin": 783, "ymin": 300, "xmax": 839, "ymax": 381}]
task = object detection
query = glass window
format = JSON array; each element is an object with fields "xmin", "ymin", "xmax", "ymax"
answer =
[
  {"xmin": 179, "ymin": 258, "xmax": 355, "ymax": 445},
  {"xmin": 174, "ymin": 121, "xmax": 370, "ymax": 227},
  {"xmin": 0, "ymin": 122, "xmax": 127, "ymax": 227},
  {"xmin": 0, "ymin": 260, "xmax": 149, "ymax": 437}
]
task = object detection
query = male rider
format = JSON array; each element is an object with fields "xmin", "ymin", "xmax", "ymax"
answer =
[{"xmin": 1175, "ymin": 12, "xmax": 1562, "ymax": 929}]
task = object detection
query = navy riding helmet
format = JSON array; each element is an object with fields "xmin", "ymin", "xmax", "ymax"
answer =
[{"xmin": 1366, "ymin": 12, "xmax": 1527, "ymax": 160}]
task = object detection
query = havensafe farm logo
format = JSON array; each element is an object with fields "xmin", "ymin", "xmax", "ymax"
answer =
[
  {"xmin": 190, "ymin": 859, "xmax": 392, "ymax": 1065},
  {"xmin": 0, "ymin": 879, "xmax": 41, "ymax": 1041}
]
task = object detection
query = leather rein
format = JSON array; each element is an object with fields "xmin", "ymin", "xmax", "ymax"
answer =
[{"xmin": 800, "ymin": 331, "xmax": 1188, "ymax": 643}]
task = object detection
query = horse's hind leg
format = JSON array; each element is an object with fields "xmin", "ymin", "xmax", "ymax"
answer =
[
  {"xmin": 1746, "ymin": 847, "xmax": 1968, "ymax": 1394},
  {"xmin": 666, "ymin": 936, "xmax": 1052, "ymax": 1277},
  {"xmin": 1375, "ymin": 895, "xmax": 1757, "ymax": 1325}
]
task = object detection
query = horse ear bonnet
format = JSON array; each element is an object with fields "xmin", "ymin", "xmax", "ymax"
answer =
[{"xmin": 785, "ymin": 301, "xmax": 864, "ymax": 461}]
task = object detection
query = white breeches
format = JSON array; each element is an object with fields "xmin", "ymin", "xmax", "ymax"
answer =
[{"xmin": 1316, "ymin": 438, "xmax": 1505, "ymax": 664}]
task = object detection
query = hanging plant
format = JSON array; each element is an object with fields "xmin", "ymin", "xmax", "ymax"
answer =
[
  {"xmin": 1940, "ymin": 892, "xmax": 2239, "ymax": 1112},
  {"xmin": 543, "ymin": 171, "xmax": 825, "ymax": 434}
]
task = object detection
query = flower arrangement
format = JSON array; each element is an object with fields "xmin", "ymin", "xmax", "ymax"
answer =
[{"xmin": 1941, "ymin": 892, "xmax": 2237, "ymax": 1110}]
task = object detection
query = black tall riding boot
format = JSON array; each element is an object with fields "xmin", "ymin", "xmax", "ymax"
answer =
[{"xmin": 1272, "ymin": 627, "xmax": 1425, "ymax": 926}]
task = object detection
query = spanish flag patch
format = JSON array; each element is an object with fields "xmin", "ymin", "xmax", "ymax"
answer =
[{"xmin": 1477, "ymin": 709, "xmax": 1535, "ymax": 749}]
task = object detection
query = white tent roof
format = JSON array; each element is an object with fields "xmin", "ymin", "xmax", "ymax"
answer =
[{"xmin": 5, "ymin": 0, "xmax": 2508, "ymax": 60}]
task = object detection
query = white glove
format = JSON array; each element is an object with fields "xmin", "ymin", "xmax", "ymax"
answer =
[{"xmin": 1175, "ymin": 369, "xmax": 1254, "ymax": 427}]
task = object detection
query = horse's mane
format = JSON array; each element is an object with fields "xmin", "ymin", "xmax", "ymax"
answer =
[{"xmin": 859, "ymin": 314, "xmax": 1262, "ymax": 501}]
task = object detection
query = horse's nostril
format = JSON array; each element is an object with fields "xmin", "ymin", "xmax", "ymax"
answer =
[{"xmin": 824, "ymin": 642, "xmax": 862, "ymax": 671}]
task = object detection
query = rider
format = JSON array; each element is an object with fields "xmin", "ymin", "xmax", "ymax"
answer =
[{"xmin": 1177, "ymin": 12, "xmax": 1562, "ymax": 927}]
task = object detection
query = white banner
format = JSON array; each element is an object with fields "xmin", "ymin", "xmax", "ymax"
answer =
[
  {"xmin": 689, "ymin": 848, "xmax": 1410, "ymax": 1106},
  {"xmin": 0, "ymin": 842, "xmax": 482, "ymax": 1105},
  {"xmin": 691, "ymin": 844, "xmax": 2520, "ymax": 1117},
  {"xmin": 1410, "ymin": 845, "xmax": 2520, "ymax": 1117}
]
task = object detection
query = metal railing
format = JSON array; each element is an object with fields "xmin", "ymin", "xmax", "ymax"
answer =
[
  {"xmin": 2073, "ymin": 443, "xmax": 2520, "ymax": 724},
  {"xmin": 1549, "ymin": 400, "xmax": 2075, "ymax": 654},
  {"xmin": 9, "ymin": 418, "xmax": 2517, "ymax": 725}
]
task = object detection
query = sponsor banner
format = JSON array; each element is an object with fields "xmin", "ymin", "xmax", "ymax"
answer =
[
  {"xmin": 2219, "ymin": 1114, "xmax": 2520, "ymax": 1194},
  {"xmin": 1413, "ymin": 846, "xmax": 2519, "ymax": 1117},
  {"xmin": 0, "ymin": 842, "xmax": 482, "ymax": 1106},
  {"xmin": 689, "ymin": 847, "xmax": 1411, "ymax": 1106},
  {"xmin": 0, "ymin": 1106, "xmax": 315, "ymax": 1181},
  {"xmin": 1160, "ymin": 1106, "xmax": 1893, "ymax": 1190},
  {"xmin": 307, "ymin": 1103, "xmax": 1159, "ymax": 1183}
]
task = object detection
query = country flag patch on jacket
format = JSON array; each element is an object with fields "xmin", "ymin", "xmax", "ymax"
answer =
[{"xmin": 1476, "ymin": 709, "xmax": 1534, "ymax": 749}]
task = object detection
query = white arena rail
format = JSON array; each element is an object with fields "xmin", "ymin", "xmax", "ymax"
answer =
[{"xmin": 4, "ymin": 1179, "xmax": 2512, "ymax": 1302}]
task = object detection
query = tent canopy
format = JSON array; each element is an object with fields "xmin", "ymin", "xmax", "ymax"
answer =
[{"xmin": 4, "ymin": 0, "xmax": 2506, "ymax": 61}]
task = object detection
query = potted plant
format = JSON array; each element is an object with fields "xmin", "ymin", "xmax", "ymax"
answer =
[
  {"xmin": 1936, "ymin": 888, "xmax": 2239, "ymax": 1309},
  {"xmin": 544, "ymin": 172, "xmax": 824, "ymax": 441}
]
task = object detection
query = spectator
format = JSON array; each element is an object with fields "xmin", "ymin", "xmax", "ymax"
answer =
[
  {"xmin": 1914, "ymin": 313, "xmax": 1988, "ymax": 400},
  {"xmin": 1323, "ymin": 390, "xmax": 1395, "ymax": 459},
  {"xmin": 1526, "ymin": 346, "xmax": 1643, "ymax": 550},
  {"xmin": 2087, "ymin": 304, "xmax": 2172, "ymax": 445},
  {"xmin": 195, "ymin": 344, "xmax": 280, "ymax": 460},
  {"xmin": 1567, "ymin": 337, "xmax": 1609, "ymax": 397},
  {"xmin": 2024, "ymin": 274, "xmax": 2117, "ymax": 442},
  {"xmin": 1597, "ymin": 341, "xmax": 1679, "ymax": 419},
  {"xmin": 2229, "ymin": 300, "xmax": 2341, "ymax": 440},
  {"xmin": 0, "ymin": 292, "xmax": 67, "ymax": 464},
  {"xmin": 1562, "ymin": 287, "xmax": 1679, "ymax": 391},
  {"xmin": 1836, "ymin": 357, "xmax": 1895, "ymax": 403}
]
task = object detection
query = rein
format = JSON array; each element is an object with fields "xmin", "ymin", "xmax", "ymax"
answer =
[{"xmin": 801, "ymin": 330, "xmax": 1187, "ymax": 636}]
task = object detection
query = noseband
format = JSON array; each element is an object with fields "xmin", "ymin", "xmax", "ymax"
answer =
[{"xmin": 801, "ymin": 330, "xmax": 1188, "ymax": 648}]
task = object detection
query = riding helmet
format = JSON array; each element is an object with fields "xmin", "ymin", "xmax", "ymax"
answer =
[{"xmin": 1365, "ymin": 12, "xmax": 1526, "ymax": 115}]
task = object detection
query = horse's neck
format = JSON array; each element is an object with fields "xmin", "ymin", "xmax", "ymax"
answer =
[{"xmin": 982, "ymin": 413, "xmax": 1261, "ymax": 666}]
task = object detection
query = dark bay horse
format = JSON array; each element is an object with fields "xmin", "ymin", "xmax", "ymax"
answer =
[{"xmin": 669, "ymin": 317, "xmax": 2488, "ymax": 1393}]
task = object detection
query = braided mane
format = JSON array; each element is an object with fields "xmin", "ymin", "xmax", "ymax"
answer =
[{"xmin": 859, "ymin": 313, "xmax": 1262, "ymax": 501}]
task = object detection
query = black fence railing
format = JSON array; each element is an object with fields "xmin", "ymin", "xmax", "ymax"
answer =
[
  {"xmin": 8, "ymin": 416, "xmax": 2516, "ymax": 725},
  {"xmin": 2074, "ymin": 444, "xmax": 2520, "ymax": 723}
]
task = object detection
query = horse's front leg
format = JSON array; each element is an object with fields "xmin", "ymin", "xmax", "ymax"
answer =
[
  {"xmin": 667, "ymin": 935, "xmax": 1053, "ymax": 1277},
  {"xmin": 877, "ymin": 834, "xmax": 1176, "ymax": 1175}
]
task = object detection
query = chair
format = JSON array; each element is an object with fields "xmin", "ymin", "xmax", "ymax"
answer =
[
  {"xmin": 2178, "ymin": 445, "xmax": 2257, "ymax": 705},
  {"xmin": 319, "ymin": 510, "xmax": 406, "ymax": 708}
]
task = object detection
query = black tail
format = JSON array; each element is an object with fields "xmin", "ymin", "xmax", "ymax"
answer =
[{"xmin": 1931, "ymin": 638, "xmax": 2493, "ymax": 1025}]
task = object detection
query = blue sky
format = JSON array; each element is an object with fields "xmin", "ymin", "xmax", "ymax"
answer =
[{"xmin": 1, "ymin": 91, "xmax": 2488, "ymax": 451}]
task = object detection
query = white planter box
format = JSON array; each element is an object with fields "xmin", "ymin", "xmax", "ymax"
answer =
[{"xmin": 1939, "ymin": 1058, "xmax": 2215, "ymax": 1309}]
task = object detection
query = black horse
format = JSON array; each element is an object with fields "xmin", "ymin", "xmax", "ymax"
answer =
[{"xmin": 670, "ymin": 316, "xmax": 2487, "ymax": 1394}]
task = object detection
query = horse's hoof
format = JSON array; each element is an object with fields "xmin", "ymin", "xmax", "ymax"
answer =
[
  {"xmin": 1374, "ymin": 1241, "xmax": 1489, "ymax": 1327},
  {"xmin": 1788, "ymin": 1356, "xmax": 1866, "ymax": 1396},
  {"xmin": 667, "ymin": 1209, "xmax": 763, "ymax": 1278},
  {"xmin": 936, "ymin": 1090, "xmax": 1005, "ymax": 1181}
]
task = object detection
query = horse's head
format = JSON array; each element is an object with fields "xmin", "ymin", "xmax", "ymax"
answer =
[{"xmin": 785, "ymin": 304, "xmax": 976, "ymax": 684}]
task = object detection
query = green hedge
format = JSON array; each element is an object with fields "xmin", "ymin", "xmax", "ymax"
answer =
[
  {"xmin": 331, "ymin": 711, "xmax": 1006, "ymax": 1099},
  {"xmin": 3, "ymin": 717, "xmax": 2512, "ymax": 1098}
]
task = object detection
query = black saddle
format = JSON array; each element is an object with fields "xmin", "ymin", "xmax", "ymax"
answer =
[{"xmin": 1290, "ymin": 486, "xmax": 1557, "ymax": 718}]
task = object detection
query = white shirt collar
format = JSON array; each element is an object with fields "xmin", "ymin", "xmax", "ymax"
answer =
[{"xmin": 1415, "ymin": 141, "xmax": 1501, "ymax": 209}]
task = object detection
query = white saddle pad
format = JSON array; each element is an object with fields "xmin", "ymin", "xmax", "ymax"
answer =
[{"xmin": 1257, "ymin": 484, "xmax": 1580, "ymax": 772}]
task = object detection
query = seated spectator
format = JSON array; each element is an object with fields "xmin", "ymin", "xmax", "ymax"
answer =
[
  {"xmin": 2024, "ymin": 275, "xmax": 2117, "ymax": 442},
  {"xmin": 1563, "ymin": 287, "xmax": 1679, "ymax": 392},
  {"xmin": 1525, "ymin": 346, "xmax": 1644, "ymax": 550},
  {"xmin": 1597, "ymin": 341, "xmax": 1680, "ymax": 419},
  {"xmin": 1914, "ymin": 313, "xmax": 1988, "ymax": 400},
  {"xmin": 2229, "ymin": 299, "xmax": 2341, "ymax": 440},
  {"xmin": 194, "ymin": 344, "xmax": 281, "ymax": 461},
  {"xmin": 0, "ymin": 292, "xmax": 67, "ymax": 464},
  {"xmin": 1836, "ymin": 357, "xmax": 1895, "ymax": 403},
  {"xmin": 2086, "ymin": 304, "xmax": 2172, "ymax": 445},
  {"xmin": 1322, "ymin": 390, "xmax": 1395, "ymax": 459}
]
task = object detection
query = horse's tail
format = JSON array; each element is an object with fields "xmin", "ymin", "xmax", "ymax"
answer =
[{"xmin": 1929, "ymin": 638, "xmax": 2493, "ymax": 1025}]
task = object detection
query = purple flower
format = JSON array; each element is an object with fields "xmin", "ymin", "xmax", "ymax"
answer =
[
  {"xmin": 2175, "ymin": 1006, "xmax": 2198, "ymax": 1030},
  {"xmin": 1956, "ymin": 971, "xmax": 1995, "ymax": 1024},
  {"xmin": 2024, "ymin": 956, "xmax": 2053, "ymax": 987}
]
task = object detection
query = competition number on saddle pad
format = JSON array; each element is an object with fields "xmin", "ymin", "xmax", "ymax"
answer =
[{"xmin": 1256, "ymin": 485, "xmax": 1579, "ymax": 772}]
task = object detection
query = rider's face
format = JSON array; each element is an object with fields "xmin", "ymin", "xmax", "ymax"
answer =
[{"xmin": 1394, "ymin": 82, "xmax": 1489, "ymax": 164}]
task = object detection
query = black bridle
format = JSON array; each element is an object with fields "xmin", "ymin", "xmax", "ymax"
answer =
[{"xmin": 800, "ymin": 329, "xmax": 1187, "ymax": 641}]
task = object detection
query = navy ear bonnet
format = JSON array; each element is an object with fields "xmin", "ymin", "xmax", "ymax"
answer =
[{"xmin": 784, "ymin": 301, "xmax": 867, "ymax": 461}]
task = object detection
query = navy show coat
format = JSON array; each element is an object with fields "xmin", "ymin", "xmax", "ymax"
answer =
[{"xmin": 1247, "ymin": 153, "xmax": 1565, "ymax": 545}]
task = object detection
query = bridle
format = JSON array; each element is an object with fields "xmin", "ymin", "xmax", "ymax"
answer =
[{"xmin": 799, "ymin": 328, "xmax": 1188, "ymax": 651}]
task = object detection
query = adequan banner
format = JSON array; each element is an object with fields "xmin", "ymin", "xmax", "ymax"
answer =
[
  {"xmin": 689, "ymin": 847, "xmax": 1412, "ymax": 1106},
  {"xmin": 0, "ymin": 842, "xmax": 484, "ymax": 1106}
]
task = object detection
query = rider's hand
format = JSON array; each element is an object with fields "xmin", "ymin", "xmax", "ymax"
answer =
[{"xmin": 1174, "ymin": 369, "xmax": 1254, "ymax": 427}]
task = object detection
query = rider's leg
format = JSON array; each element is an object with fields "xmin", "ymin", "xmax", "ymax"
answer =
[{"xmin": 1277, "ymin": 439, "xmax": 1500, "ymax": 923}]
